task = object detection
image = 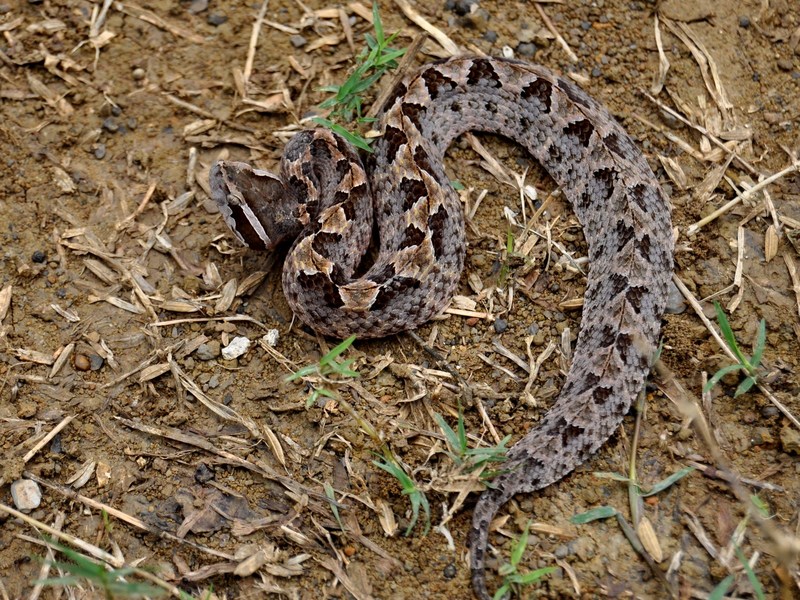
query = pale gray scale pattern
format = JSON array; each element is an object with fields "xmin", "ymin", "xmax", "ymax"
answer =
[{"xmin": 208, "ymin": 55, "xmax": 673, "ymax": 599}]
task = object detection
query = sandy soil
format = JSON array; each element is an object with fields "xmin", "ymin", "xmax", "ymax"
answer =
[{"xmin": 0, "ymin": 0, "xmax": 799, "ymax": 598}]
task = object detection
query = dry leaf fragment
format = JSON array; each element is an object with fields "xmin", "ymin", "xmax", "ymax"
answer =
[
  {"xmin": 658, "ymin": 155, "xmax": 688, "ymax": 189},
  {"xmin": 0, "ymin": 285, "xmax": 11, "ymax": 322},
  {"xmin": 15, "ymin": 348, "xmax": 55, "ymax": 365},
  {"xmin": 765, "ymin": 225, "xmax": 778, "ymax": 262},
  {"xmin": 637, "ymin": 516, "xmax": 664, "ymax": 562},
  {"xmin": 139, "ymin": 363, "xmax": 170, "ymax": 382}
]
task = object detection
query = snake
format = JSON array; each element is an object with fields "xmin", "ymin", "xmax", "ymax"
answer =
[{"xmin": 209, "ymin": 55, "xmax": 673, "ymax": 598}]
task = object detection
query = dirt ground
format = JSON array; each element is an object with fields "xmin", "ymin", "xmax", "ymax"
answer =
[{"xmin": 0, "ymin": 0, "xmax": 799, "ymax": 598}]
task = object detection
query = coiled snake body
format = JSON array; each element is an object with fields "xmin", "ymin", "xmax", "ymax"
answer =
[{"xmin": 210, "ymin": 56, "xmax": 673, "ymax": 599}]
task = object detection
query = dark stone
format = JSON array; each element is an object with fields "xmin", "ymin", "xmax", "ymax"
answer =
[
  {"xmin": 207, "ymin": 13, "xmax": 227, "ymax": 26},
  {"xmin": 516, "ymin": 42, "xmax": 537, "ymax": 57},
  {"xmin": 31, "ymin": 250, "xmax": 45, "ymax": 263},
  {"xmin": 89, "ymin": 354, "xmax": 104, "ymax": 371},
  {"xmin": 195, "ymin": 463, "xmax": 215, "ymax": 483},
  {"xmin": 494, "ymin": 318, "xmax": 508, "ymax": 333}
]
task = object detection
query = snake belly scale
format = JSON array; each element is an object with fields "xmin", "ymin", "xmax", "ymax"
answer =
[{"xmin": 209, "ymin": 56, "xmax": 673, "ymax": 599}]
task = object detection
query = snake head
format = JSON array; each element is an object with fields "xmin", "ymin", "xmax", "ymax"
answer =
[{"xmin": 209, "ymin": 160, "xmax": 303, "ymax": 251}]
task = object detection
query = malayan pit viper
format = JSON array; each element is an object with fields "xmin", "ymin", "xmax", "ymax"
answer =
[{"xmin": 209, "ymin": 55, "xmax": 673, "ymax": 599}]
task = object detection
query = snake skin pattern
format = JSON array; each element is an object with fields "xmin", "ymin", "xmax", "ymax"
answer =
[{"xmin": 209, "ymin": 55, "xmax": 673, "ymax": 599}]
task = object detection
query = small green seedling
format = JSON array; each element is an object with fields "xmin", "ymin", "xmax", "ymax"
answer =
[
  {"xmin": 373, "ymin": 453, "xmax": 431, "ymax": 535},
  {"xmin": 704, "ymin": 301, "xmax": 766, "ymax": 397},
  {"xmin": 314, "ymin": 2, "xmax": 406, "ymax": 151},
  {"xmin": 36, "ymin": 540, "xmax": 163, "ymax": 599},
  {"xmin": 286, "ymin": 335, "xmax": 360, "ymax": 408},
  {"xmin": 434, "ymin": 411, "xmax": 510, "ymax": 477},
  {"xmin": 493, "ymin": 521, "xmax": 556, "ymax": 600}
]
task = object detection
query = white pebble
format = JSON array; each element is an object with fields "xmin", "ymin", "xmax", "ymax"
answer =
[
  {"xmin": 11, "ymin": 479, "xmax": 42, "ymax": 512},
  {"xmin": 222, "ymin": 336, "xmax": 251, "ymax": 360},
  {"xmin": 262, "ymin": 329, "xmax": 280, "ymax": 347}
]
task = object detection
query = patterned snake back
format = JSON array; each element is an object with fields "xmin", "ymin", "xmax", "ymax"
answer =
[{"xmin": 210, "ymin": 56, "xmax": 673, "ymax": 599}]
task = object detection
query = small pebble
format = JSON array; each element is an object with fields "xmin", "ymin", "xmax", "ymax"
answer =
[
  {"xmin": 761, "ymin": 406, "xmax": 779, "ymax": 418},
  {"xmin": 11, "ymin": 479, "xmax": 41, "ymax": 511},
  {"xmin": 483, "ymin": 30, "xmax": 497, "ymax": 43},
  {"xmin": 31, "ymin": 250, "xmax": 45, "ymax": 263},
  {"xmin": 207, "ymin": 13, "xmax": 227, "ymax": 26},
  {"xmin": 780, "ymin": 426, "xmax": 800, "ymax": 454},
  {"xmin": 527, "ymin": 323, "xmax": 539, "ymax": 335},
  {"xmin": 738, "ymin": 15, "xmax": 750, "ymax": 28},
  {"xmin": 222, "ymin": 336, "xmax": 251, "ymax": 360},
  {"xmin": 132, "ymin": 67, "xmax": 146, "ymax": 80},
  {"xmin": 196, "ymin": 341, "xmax": 221, "ymax": 361},
  {"xmin": 89, "ymin": 354, "xmax": 104, "ymax": 371},
  {"xmin": 289, "ymin": 34, "xmax": 307, "ymax": 48},
  {"xmin": 262, "ymin": 329, "xmax": 280, "ymax": 347},
  {"xmin": 102, "ymin": 117, "xmax": 119, "ymax": 133},
  {"xmin": 111, "ymin": 105, "xmax": 122, "ymax": 117},
  {"xmin": 777, "ymin": 58, "xmax": 793, "ymax": 72},
  {"xmin": 516, "ymin": 42, "xmax": 537, "ymax": 57},
  {"xmin": 73, "ymin": 353, "xmax": 91, "ymax": 371},
  {"xmin": 94, "ymin": 144, "xmax": 106, "ymax": 160},
  {"xmin": 443, "ymin": 563, "xmax": 457, "ymax": 579},
  {"xmin": 664, "ymin": 281, "xmax": 687, "ymax": 314},
  {"xmin": 194, "ymin": 463, "xmax": 215, "ymax": 483},
  {"xmin": 188, "ymin": 0, "xmax": 208, "ymax": 14},
  {"xmin": 447, "ymin": 0, "xmax": 479, "ymax": 16},
  {"xmin": 493, "ymin": 318, "xmax": 508, "ymax": 333},
  {"xmin": 580, "ymin": 21, "xmax": 591, "ymax": 30},
  {"xmin": 591, "ymin": 66, "xmax": 602, "ymax": 78}
]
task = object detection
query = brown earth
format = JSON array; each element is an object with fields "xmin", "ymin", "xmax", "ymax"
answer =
[{"xmin": 0, "ymin": 0, "xmax": 799, "ymax": 598}]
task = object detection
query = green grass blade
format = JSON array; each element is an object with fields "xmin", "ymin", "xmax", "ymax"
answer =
[
  {"xmin": 312, "ymin": 118, "xmax": 373, "ymax": 152},
  {"xmin": 570, "ymin": 506, "xmax": 617, "ymax": 524},
  {"xmin": 371, "ymin": 1, "xmax": 384, "ymax": 44},
  {"xmin": 750, "ymin": 494, "xmax": 770, "ymax": 518},
  {"xmin": 492, "ymin": 583, "xmax": 511, "ymax": 600},
  {"xmin": 456, "ymin": 411, "xmax": 468, "ymax": 454},
  {"xmin": 703, "ymin": 363, "xmax": 744, "ymax": 393},
  {"xmin": 735, "ymin": 546, "xmax": 765, "ymax": 600},
  {"xmin": 515, "ymin": 566, "xmax": 557, "ymax": 584},
  {"xmin": 714, "ymin": 302, "xmax": 748, "ymax": 365},
  {"xmin": 734, "ymin": 376, "xmax": 757, "ymax": 397},
  {"xmin": 510, "ymin": 521, "xmax": 531, "ymax": 567},
  {"xmin": 640, "ymin": 466, "xmax": 695, "ymax": 497},
  {"xmin": 750, "ymin": 319, "xmax": 767, "ymax": 370},
  {"xmin": 319, "ymin": 335, "xmax": 357, "ymax": 366},
  {"xmin": 434, "ymin": 413, "xmax": 461, "ymax": 457},
  {"xmin": 324, "ymin": 482, "xmax": 344, "ymax": 531},
  {"xmin": 708, "ymin": 575, "xmax": 735, "ymax": 600}
]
